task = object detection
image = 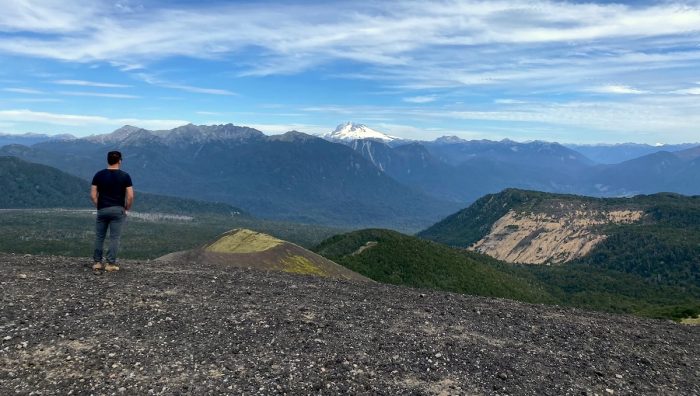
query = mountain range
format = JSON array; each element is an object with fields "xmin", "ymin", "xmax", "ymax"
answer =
[
  {"xmin": 0, "ymin": 132, "xmax": 74, "ymax": 147},
  {"xmin": 1, "ymin": 122, "xmax": 699, "ymax": 229},
  {"xmin": 0, "ymin": 124, "xmax": 459, "ymax": 230},
  {"xmin": 565, "ymin": 142, "xmax": 700, "ymax": 164}
]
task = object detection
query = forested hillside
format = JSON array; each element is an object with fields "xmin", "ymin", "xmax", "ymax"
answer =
[
  {"xmin": 315, "ymin": 229, "xmax": 700, "ymax": 320},
  {"xmin": 0, "ymin": 156, "xmax": 243, "ymax": 215}
]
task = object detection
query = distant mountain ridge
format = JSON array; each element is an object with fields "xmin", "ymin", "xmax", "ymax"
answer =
[
  {"xmin": 565, "ymin": 142, "xmax": 700, "ymax": 164},
  {"xmin": 0, "ymin": 132, "xmax": 75, "ymax": 148},
  {"xmin": 85, "ymin": 123, "xmax": 265, "ymax": 145},
  {"xmin": 3, "ymin": 122, "xmax": 700, "ymax": 228},
  {"xmin": 344, "ymin": 137, "xmax": 596, "ymax": 202},
  {"xmin": 0, "ymin": 124, "xmax": 459, "ymax": 230}
]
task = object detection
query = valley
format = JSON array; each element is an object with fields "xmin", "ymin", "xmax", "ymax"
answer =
[
  {"xmin": 1, "ymin": 129, "xmax": 700, "ymax": 322},
  {"xmin": 0, "ymin": 209, "xmax": 343, "ymax": 259}
]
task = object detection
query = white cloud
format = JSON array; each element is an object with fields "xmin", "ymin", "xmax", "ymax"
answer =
[
  {"xmin": 294, "ymin": 93, "xmax": 700, "ymax": 141},
  {"xmin": 2, "ymin": 1, "xmax": 700, "ymax": 142},
  {"xmin": 246, "ymin": 123, "xmax": 329, "ymax": 135},
  {"xmin": 1, "ymin": 1, "xmax": 699, "ymax": 80},
  {"xmin": 0, "ymin": 0, "xmax": 100, "ymax": 33},
  {"xmin": 2, "ymin": 88, "xmax": 43, "ymax": 94},
  {"xmin": 10, "ymin": 98, "xmax": 63, "ymax": 103},
  {"xmin": 59, "ymin": 91, "xmax": 139, "ymax": 99},
  {"xmin": 672, "ymin": 87, "xmax": 700, "ymax": 95},
  {"xmin": 495, "ymin": 99, "xmax": 528, "ymax": 104},
  {"xmin": 589, "ymin": 85, "xmax": 648, "ymax": 94},
  {"xmin": 403, "ymin": 96, "xmax": 437, "ymax": 103},
  {"xmin": 441, "ymin": 99, "xmax": 700, "ymax": 137},
  {"xmin": 374, "ymin": 123, "xmax": 428, "ymax": 140},
  {"xmin": 0, "ymin": 109, "xmax": 187, "ymax": 130},
  {"xmin": 53, "ymin": 79, "xmax": 131, "ymax": 88},
  {"xmin": 136, "ymin": 74, "xmax": 235, "ymax": 96}
]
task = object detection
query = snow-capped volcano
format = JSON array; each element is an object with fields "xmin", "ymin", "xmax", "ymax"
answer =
[{"xmin": 323, "ymin": 122, "xmax": 398, "ymax": 142}]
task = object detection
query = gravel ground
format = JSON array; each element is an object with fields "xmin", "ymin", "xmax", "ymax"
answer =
[{"xmin": 1, "ymin": 253, "xmax": 698, "ymax": 395}]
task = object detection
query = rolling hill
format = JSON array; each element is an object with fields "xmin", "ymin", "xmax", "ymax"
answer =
[
  {"xmin": 315, "ymin": 228, "xmax": 700, "ymax": 320},
  {"xmin": 158, "ymin": 228, "xmax": 369, "ymax": 282},
  {"xmin": 314, "ymin": 228, "xmax": 554, "ymax": 303}
]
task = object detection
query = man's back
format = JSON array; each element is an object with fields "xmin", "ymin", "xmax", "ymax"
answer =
[{"xmin": 92, "ymin": 169, "xmax": 132, "ymax": 209}]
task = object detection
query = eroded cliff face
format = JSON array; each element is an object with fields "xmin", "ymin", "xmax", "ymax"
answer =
[{"xmin": 469, "ymin": 208, "xmax": 643, "ymax": 264}]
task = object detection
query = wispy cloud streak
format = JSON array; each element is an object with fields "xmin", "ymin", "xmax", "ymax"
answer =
[
  {"xmin": 3, "ymin": 88, "xmax": 43, "ymax": 94},
  {"xmin": 136, "ymin": 73, "xmax": 235, "ymax": 96},
  {"xmin": 0, "ymin": 109, "xmax": 187, "ymax": 129},
  {"xmin": 0, "ymin": 1, "xmax": 698, "ymax": 86},
  {"xmin": 58, "ymin": 91, "xmax": 139, "ymax": 99},
  {"xmin": 53, "ymin": 79, "xmax": 131, "ymax": 88}
]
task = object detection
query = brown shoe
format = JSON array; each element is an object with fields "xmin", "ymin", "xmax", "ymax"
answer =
[
  {"xmin": 105, "ymin": 263, "xmax": 120, "ymax": 272},
  {"xmin": 92, "ymin": 262, "xmax": 104, "ymax": 275}
]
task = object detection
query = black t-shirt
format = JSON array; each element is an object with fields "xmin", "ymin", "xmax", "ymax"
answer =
[{"xmin": 91, "ymin": 169, "xmax": 133, "ymax": 209}]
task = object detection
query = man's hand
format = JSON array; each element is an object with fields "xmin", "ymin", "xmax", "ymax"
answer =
[
  {"xmin": 125, "ymin": 186, "xmax": 134, "ymax": 211},
  {"xmin": 90, "ymin": 185, "xmax": 98, "ymax": 208}
]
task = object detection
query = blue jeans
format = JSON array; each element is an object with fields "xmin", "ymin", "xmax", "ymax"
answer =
[{"xmin": 93, "ymin": 206, "xmax": 126, "ymax": 264}]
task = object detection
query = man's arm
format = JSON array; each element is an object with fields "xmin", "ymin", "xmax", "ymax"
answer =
[
  {"xmin": 125, "ymin": 186, "xmax": 134, "ymax": 211},
  {"xmin": 90, "ymin": 185, "xmax": 98, "ymax": 208}
]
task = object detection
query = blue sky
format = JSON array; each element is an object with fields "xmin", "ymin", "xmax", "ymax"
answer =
[{"xmin": 1, "ymin": 0, "xmax": 699, "ymax": 143}]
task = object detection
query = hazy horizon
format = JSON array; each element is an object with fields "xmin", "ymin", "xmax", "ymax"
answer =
[{"xmin": 1, "ymin": 1, "xmax": 700, "ymax": 144}]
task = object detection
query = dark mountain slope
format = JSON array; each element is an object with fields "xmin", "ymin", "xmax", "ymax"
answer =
[
  {"xmin": 588, "ymin": 151, "xmax": 688, "ymax": 195},
  {"xmin": 0, "ymin": 156, "xmax": 243, "ymax": 215},
  {"xmin": 566, "ymin": 142, "xmax": 699, "ymax": 164},
  {"xmin": 347, "ymin": 138, "xmax": 593, "ymax": 202},
  {"xmin": 348, "ymin": 139, "xmax": 464, "ymax": 200}
]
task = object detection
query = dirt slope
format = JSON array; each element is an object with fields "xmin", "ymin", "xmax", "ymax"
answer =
[
  {"xmin": 470, "ymin": 209, "xmax": 643, "ymax": 264},
  {"xmin": 1, "ymin": 253, "xmax": 698, "ymax": 395}
]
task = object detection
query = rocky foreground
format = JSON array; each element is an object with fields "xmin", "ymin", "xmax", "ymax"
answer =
[{"xmin": 1, "ymin": 253, "xmax": 698, "ymax": 395}]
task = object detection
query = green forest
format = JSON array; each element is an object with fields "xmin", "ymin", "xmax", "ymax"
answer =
[{"xmin": 315, "ymin": 229, "xmax": 700, "ymax": 321}]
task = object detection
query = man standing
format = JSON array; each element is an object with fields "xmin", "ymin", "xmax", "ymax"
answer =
[{"xmin": 91, "ymin": 151, "xmax": 134, "ymax": 274}]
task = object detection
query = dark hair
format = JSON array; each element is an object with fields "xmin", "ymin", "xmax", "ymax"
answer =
[{"xmin": 107, "ymin": 151, "xmax": 122, "ymax": 165}]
